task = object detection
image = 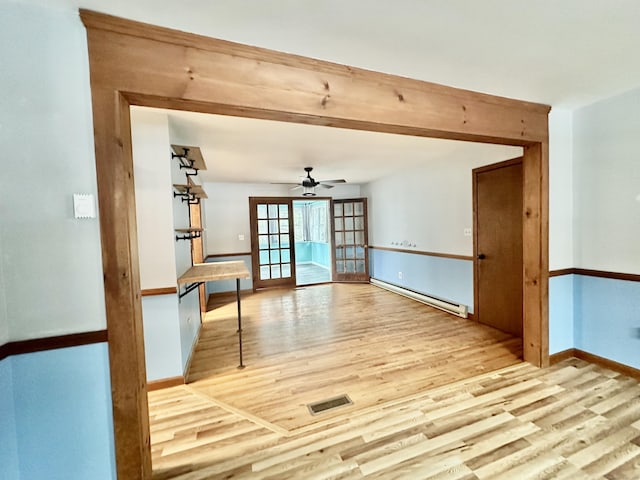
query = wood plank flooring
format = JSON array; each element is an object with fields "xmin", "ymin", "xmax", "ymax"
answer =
[
  {"xmin": 150, "ymin": 358, "xmax": 640, "ymax": 479},
  {"xmin": 187, "ymin": 284, "xmax": 522, "ymax": 431},
  {"xmin": 148, "ymin": 284, "xmax": 640, "ymax": 478}
]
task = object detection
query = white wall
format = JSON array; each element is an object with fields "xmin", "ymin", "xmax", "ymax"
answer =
[
  {"xmin": 0, "ymin": 249, "xmax": 8, "ymax": 345},
  {"xmin": 0, "ymin": 4, "xmax": 117, "ymax": 476},
  {"xmin": 131, "ymin": 108, "xmax": 188, "ymax": 381},
  {"xmin": 362, "ymin": 146, "xmax": 521, "ymax": 255},
  {"xmin": 131, "ymin": 107, "xmax": 204, "ymax": 378},
  {"xmin": 203, "ymin": 182, "xmax": 360, "ymax": 255},
  {"xmin": 131, "ymin": 108, "xmax": 177, "ymax": 288},
  {"xmin": 548, "ymin": 108, "xmax": 574, "ymax": 270},
  {"xmin": 573, "ymin": 87, "xmax": 640, "ymax": 274},
  {"xmin": 0, "ymin": 2, "xmax": 106, "ymax": 341}
]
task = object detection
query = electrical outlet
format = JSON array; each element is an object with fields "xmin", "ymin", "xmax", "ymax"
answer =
[
  {"xmin": 463, "ymin": 228, "xmax": 472, "ymax": 237},
  {"xmin": 238, "ymin": 234, "xmax": 245, "ymax": 241},
  {"xmin": 398, "ymin": 271, "xmax": 403, "ymax": 280},
  {"xmin": 187, "ymin": 316, "xmax": 191, "ymax": 325}
]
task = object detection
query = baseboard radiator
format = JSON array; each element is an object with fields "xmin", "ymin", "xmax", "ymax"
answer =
[{"xmin": 370, "ymin": 278, "xmax": 468, "ymax": 318}]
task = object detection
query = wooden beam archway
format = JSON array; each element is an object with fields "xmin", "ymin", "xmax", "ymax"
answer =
[{"xmin": 80, "ymin": 10, "xmax": 549, "ymax": 479}]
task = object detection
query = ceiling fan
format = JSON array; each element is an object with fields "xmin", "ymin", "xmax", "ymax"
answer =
[{"xmin": 274, "ymin": 167, "xmax": 346, "ymax": 196}]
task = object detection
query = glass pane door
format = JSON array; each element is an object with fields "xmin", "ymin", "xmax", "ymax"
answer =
[
  {"xmin": 332, "ymin": 198, "xmax": 369, "ymax": 282},
  {"xmin": 250, "ymin": 198, "xmax": 296, "ymax": 289}
]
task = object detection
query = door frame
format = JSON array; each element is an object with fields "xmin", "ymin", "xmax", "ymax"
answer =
[
  {"xmin": 331, "ymin": 198, "xmax": 370, "ymax": 282},
  {"xmin": 81, "ymin": 10, "xmax": 550, "ymax": 479},
  {"xmin": 473, "ymin": 156, "xmax": 524, "ymax": 332},
  {"xmin": 292, "ymin": 197, "xmax": 333, "ymax": 286},
  {"xmin": 249, "ymin": 197, "xmax": 297, "ymax": 290}
]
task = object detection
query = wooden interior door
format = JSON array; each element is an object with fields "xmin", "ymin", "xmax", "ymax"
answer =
[
  {"xmin": 332, "ymin": 198, "xmax": 369, "ymax": 282},
  {"xmin": 249, "ymin": 197, "xmax": 296, "ymax": 290},
  {"xmin": 473, "ymin": 158, "xmax": 523, "ymax": 337}
]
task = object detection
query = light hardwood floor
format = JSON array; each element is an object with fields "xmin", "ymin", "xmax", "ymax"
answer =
[
  {"xmin": 187, "ymin": 284, "xmax": 522, "ymax": 430},
  {"xmin": 149, "ymin": 284, "xmax": 640, "ymax": 479}
]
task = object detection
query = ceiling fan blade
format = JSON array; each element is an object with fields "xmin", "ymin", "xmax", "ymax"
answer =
[
  {"xmin": 319, "ymin": 179, "xmax": 346, "ymax": 184},
  {"xmin": 318, "ymin": 183, "xmax": 334, "ymax": 189},
  {"xmin": 290, "ymin": 185, "xmax": 303, "ymax": 191},
  {"xmin": 271, "ymin": 182, "xmax": 299, "ymax": 185}
]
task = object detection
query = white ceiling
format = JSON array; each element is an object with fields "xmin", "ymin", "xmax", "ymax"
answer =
[
  {"xmin": 39, "ymin": 0, "xmax": 640, "ymax": 107},
  {"xmin": 164, "ymin": 110, "xmax": 522, "ymax": 184},
  {"xmin": 39, "ymin": 0, "xmax": 640, "ymax": 183}
]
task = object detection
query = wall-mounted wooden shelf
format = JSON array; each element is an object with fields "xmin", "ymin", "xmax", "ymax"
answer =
[
  {"xmin": 172, "ymin": 184, "xmax": 208, "ymax": 198},
  {"xmin": 175, "ymin": 227, "xmax": 204, "ymax": 241},
  {"xmin": 172, "ymin": 183, "xmax": 208, "ymax": 203},
  {"xmin": 171, "ymin": 144, "xmax": 207, "ymax": 171}
]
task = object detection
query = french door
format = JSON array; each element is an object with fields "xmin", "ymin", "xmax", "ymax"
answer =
[
  {"xmin": 249, "ymin": 197, "xmax": 296, "ymax": 289},
  {"xmin": 332, "ymin": 198, "xmax": 369, "ymax": 282}
]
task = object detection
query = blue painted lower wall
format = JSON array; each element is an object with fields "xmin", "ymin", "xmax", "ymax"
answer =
[
  {"xmin": 369, "ymin": 249, "xmax": 474, "ymax": 313},
  {"xmin": 2, "ymin": 343, "xmax": 115, "ymax": 479},
  {"xmin": 295, "ymin": 242, "xmax": 312, "ymax": 263},
  {"xmin": 549, "ymin": 273, "xmax": 640, "ymax": 370},
  {"xmin": 549, "ymin": 275, "xmax": 575, "ymax": 354},
  {"xmin": 295, "ymin": 242, "xmax": 330, "ymax": 268},
  {"xmin": 206, "ymin": 255, "xmax": 253, "ymax": 294},
  {"xmin": 0, "ymin": 356, "xmax": 19, "ymax": 480},
  {"xmin": 311, "ymin": 242, "xmax": 330, "ymax": 268},
  {"xmin": 574, "ymin": 275, "xmax": 640, "ymax": 369}
]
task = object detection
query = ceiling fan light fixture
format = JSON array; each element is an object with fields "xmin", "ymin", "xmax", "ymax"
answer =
[{"xmin": 302, "ymin": 186, "xmax": 316, "ymax": 196}]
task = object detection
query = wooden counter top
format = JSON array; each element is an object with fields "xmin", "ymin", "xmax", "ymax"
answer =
[{"xmin": 177, "ymin": 261, "xmax": 250, "ymax": 284}]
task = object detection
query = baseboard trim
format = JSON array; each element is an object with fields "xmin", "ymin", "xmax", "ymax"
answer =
[
  {"xmin": 574, "ymin": 349, "xmax": 640, "ymax": 380},
  {"xmin": 207, "ymin": 289, "xmax": 253, "ymax": 308},
  {"xmin": 549, "ymin": 348, "xmax": 577, "ymax": 365},
  {"xmin": 205, "ymin": 252, "xmax": 251, "ymax": 260},
  {"xmin": 550, "ymin": 348, "xmax": 640, "ymax": 380},
  {"xmin": 147, "ymin": 376, "xmax": 184, "ymax": 391}
]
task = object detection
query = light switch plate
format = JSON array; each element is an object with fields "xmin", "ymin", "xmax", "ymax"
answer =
[{"xmin": 73, "ymin": 194, "xmax": 96, "ymax": 219}]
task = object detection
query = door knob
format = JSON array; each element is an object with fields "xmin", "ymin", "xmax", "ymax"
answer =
[{"xmin": 477, "ymin": 253, "xmax": 486, "ymax": 260}]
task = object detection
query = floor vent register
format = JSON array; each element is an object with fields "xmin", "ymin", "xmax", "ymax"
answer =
[{"xmin": 307, "ymin": 394, "xmax": 353, "ymax": 415}]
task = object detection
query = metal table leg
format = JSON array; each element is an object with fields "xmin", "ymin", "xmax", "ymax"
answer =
[{"xmin": 236, "ymin": 278, "xmax": 245, "ymax": 369}]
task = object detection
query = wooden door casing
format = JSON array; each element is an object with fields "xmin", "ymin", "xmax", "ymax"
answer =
[
  {"xmin": 473, "ymin": 157, "xmax": 523, "ymax": 337},
  {"xmin": 331, "ymin": 198, "xmax": 369, "ymax": 282},
  {"xmin": 249, "ymin": 197, "xmax": 296, "ymax": 290}
]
